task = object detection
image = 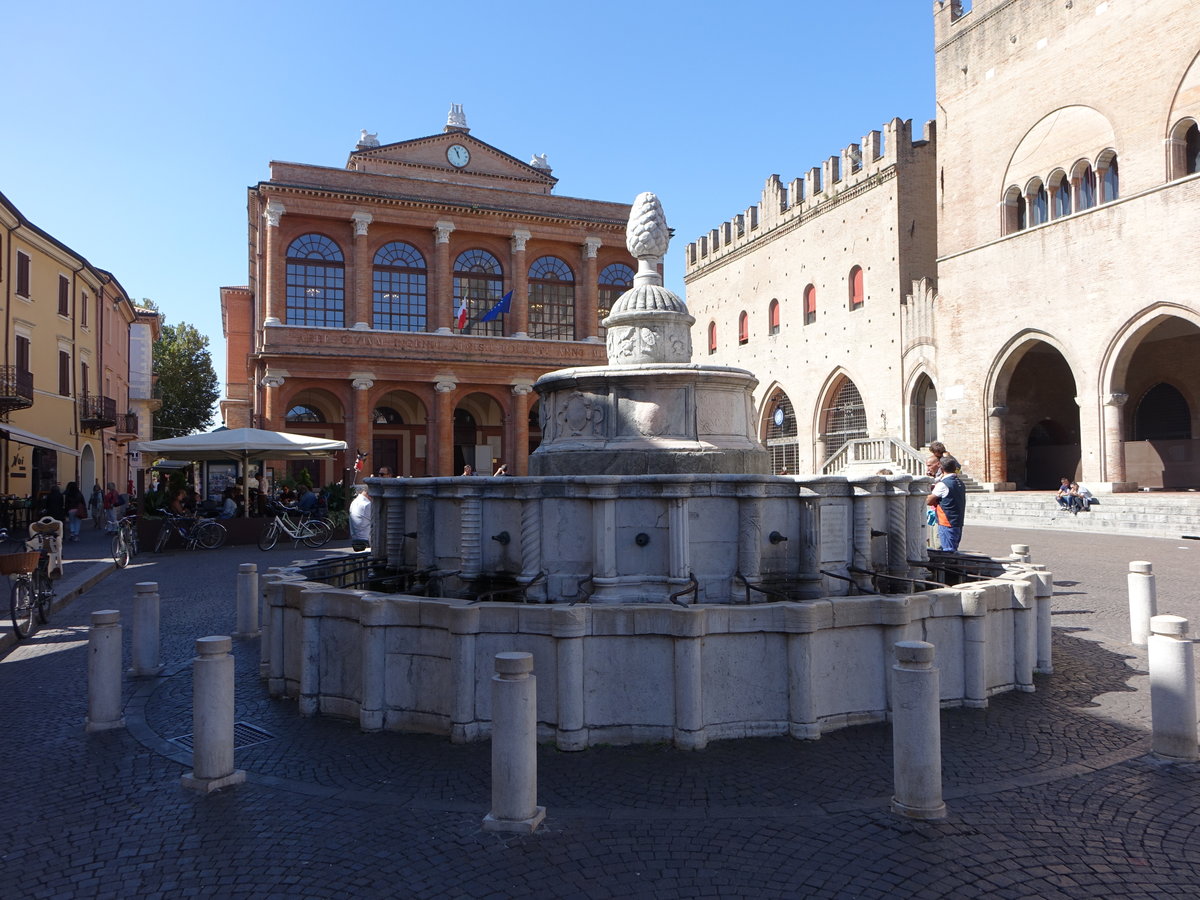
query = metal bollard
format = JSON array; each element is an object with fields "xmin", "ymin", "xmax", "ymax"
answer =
[
  {"xmin": 234, "ymin": 563, "xmax": 260, "ymax": 638},
  {"xmin": 85, "ymin": 610, "xmax": 125, "ymax": 732},
  {"xmin": 1148, "ymin": 615, "xmax": 1198, "ymax": 761},
  {"xmin": 482, "ymin": 652, "xmax": 546, "ymax": 833},
  {"xmin": 890, "ymin": 641, "xmax": 946, "ymax": 820},
  {"xmin": 130, "ymin": 582, "xmax": 163, "ymax": 676},
  {"xmin": 180, "ymin": 636, "xmax": 246, "ymax": 793},
  {"xmin": 1128, "ymin": 561, "xmax": 1157, "ymax": 647}
]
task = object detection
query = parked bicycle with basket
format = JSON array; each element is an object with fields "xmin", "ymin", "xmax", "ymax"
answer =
[
  {"xmin": 2, "ymin": 516, "xmax": 62, "ymax": 639},
  {"xmin": 258, "ymin": 499, "xmax": 333, "ymax": 550}
]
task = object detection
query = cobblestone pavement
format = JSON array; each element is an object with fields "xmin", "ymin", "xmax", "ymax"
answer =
[{"xmin": 2, "ymin": 525, "xmax": 1199, "ymax": 898}]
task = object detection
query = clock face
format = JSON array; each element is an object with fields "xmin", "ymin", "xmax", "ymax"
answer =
[
  {"xmin": 447, "ymin": 144, "xmax": 470, "ymax": 168},
  {"xmin": 773, "ymin": 407, "xmax": 785, "ymax": 427}
]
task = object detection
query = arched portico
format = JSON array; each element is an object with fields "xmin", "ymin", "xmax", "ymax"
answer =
[
  {"xmin": 761, "ymin": 383, "xmax": 799, "ymax": 474},
  {"xmin": 454, "ymin": 391, "xmax": 505, "ymax": 474},
  {"xmin": 814, "ymin": 371, "xmax": 868, "ymax": 470},
  {"xmin": 370, "ymin": 390, "xmax": 429, "ymax": 476},
  {"xmin": 988, "ymin": 334, "xmax": 1080, "ymax": 490},
  {"xmin": 1103, "ymin": 305, "xmax": 1200, "ymax": 489},
  {"xmin": 908, "ymin": 372, "xmax": 938, "ymax": 450}
]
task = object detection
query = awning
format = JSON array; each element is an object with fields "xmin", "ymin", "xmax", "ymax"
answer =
[{"xmin": 0, "ymin": 425, "xmax": 81, "ymax": 458}]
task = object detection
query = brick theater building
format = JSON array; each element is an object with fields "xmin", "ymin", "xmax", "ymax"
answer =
[{"xmin": 221, "ymin": 107, "xmax": 635, "ymax": 481}]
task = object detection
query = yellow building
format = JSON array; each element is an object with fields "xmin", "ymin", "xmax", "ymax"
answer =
[{"xmin": 0, "ymin": 190, "xmax": 142, "ymax": 524}]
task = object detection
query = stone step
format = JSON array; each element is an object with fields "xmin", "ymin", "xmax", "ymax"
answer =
[{"xmin": 965, "ymin": 492, "xmax": 1200, "ymax": 539}]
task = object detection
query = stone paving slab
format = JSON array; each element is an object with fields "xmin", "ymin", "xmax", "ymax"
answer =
[{"xmin": 2, "ymin": 525, "xmax": 1200, "ymax": 897}]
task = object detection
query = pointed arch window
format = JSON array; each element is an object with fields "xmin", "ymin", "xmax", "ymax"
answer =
[
  {"xmin": 286, "ymin": 234, "xmax": 345, "ymax": 327},
  {"xmin": 768, "ymin": 299, "xmax": 780, "ymax": 335},
  {"xmin": 803, "ymin": 284, "xmax": 817, "ymax": 325},
  {"xmin": 822, "ymin": 379, "xmax": 868, "ymax": 451},
  {"xmin": 1051, "ymin": 173, "xmax": 1071, "ymax": 219},
  {"xmin": 1099, "ymin": 153, "xmax": 1119, "ymax": 203},
  {"xmin": 738, "ymin": 311, "xmax": 749, "ymax": 344},
  {"xmin": 1029, "ymin": 180, "xmax": 1049, "ymax": 225},
  {"xmin": 598, "ymin": 263, "xmax": 634, "ymax": 337},
  {"xmin": 1074, "ymin": 163, "xmax": 1096, "ymax": 211},
  {"xmin": 453, "ymin": 249, "xmax": 504, "ymax": 336},
  {"xmin": 528, "ymin": 256, "xmax": 575, "ymax": 341},
  {"xmin": 848, "ymin": 266, "xmax": 864, "ymax": 309},
  {"xmin": 708, "ymin": 321, "xmax": 717, "ymax": 355},
  {"xmin": 373, "ymin": 242, "xmax": 427, "ymax": 332}
]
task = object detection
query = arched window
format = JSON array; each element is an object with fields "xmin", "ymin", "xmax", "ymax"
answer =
[
  {"xmin": 453, "ymin": 250, "xmax": 504, "ymax": 337},
  {"xmin": 768, "ymin": 299, "xmax": 780, "ymax": 335},
  {"xmin": 822, "ymin": 379, "xmax": 868, "ymax": 451},
  {"xmin": 598, "ymin": 263, "xmax": 633, "ymax": 337},
  {"xmin": 373, "ymin": 242, "xmax": 426, "ymax": 332},
  {"xmin": 1029, "ymin": 180, "xmax": 1049, "ymax": 225},
  {"xmin": 373, "ymin": 406, "xmax": 403, "ymax": 425},
  {"xmin": 708, "ymin": 321, "xmax": 717, "ymax": 355},
  {"xmin": 738, "ymin": 311, "xmax": 749, "ymax": 344},
  {"xmin": 1100, "ymin": 153, "xmax": 1119, "ymax": 203},
  {"xmin": 804, "ymin": 285, "xmax": 817, "ymax": 325},
  {"xmin": 528, "ymin": 256, "xmax": 575, "ymax": 341},
  {"xmin": 1051, "ymin": 173, "xmax": 1071, "ymax": 219},
  {"xmin": 286, "ymin": 404, "xmax": 325, "ymax": 423},
  {"xmin": 1074, "ymin": 162, "xmax": 1096, "ymax": 211},
  {"xmin": 1003, "ymin": 185, "xmax": 1024, "ymax": 234},
  {"xmin": 766, "ymin": 390, "xmax": 798, "ymax": 474},
  {"xmin": 1133, "ymin": 383, "xmax": 1192, "ymax": 440},
  {"xmin": 286, "ymin": 234, "xmax": 344, "ymax": 327},
  {"xmin": 848, "ymin": 266, "xmax": 864, "ymax": 309},
  {"xmin": 1187, "ymin": 124, "xmax": 1200, "ymax": 175}
]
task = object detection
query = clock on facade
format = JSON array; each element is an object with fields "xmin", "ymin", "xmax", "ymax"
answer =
[
  {"xmin": 447, "ymin": 144, "xmax": 470, "ymax": 167},
  {"xmin": 773, "ymin": 407, "xmax": 786, "ymax": 427}
]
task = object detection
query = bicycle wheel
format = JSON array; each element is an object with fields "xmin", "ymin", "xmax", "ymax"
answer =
[
  {"xmin": 154, "ymin": 522, "xmax": 171, "ymax": 553},
  {"xmin": 10, "ymin": 578, "xmax": 35, "ymax": 639},
  {"xmin": 112, "ymin": 529, "xmax": 129, "ymax": 568},
  {"xmin": 257, "ymin": 520, "xmax": 279, "ymax": 551},
  {"xmin": 194, "ymin": 521, "xmax": 226, "ymax": 550},
  {"xmin": 32, "ymin": 566, "xmax": 52, "ymax": 624},
  {"xmin": 300, "ymin": 519, "xmax": 333, "ymax": 548}
]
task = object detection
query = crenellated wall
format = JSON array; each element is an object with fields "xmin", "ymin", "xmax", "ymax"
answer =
[{"xmin": 685, "ymin": 118, "xmax": 933, "ymax": 275}]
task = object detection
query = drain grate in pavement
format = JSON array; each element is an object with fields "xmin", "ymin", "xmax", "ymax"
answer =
[{"xmin": 169, "ymin": 721, "xmax": 275, "ymax": 752}]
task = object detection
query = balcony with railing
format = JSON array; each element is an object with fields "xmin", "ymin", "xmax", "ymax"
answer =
[
  {"xmin": 0, "ymin": 366, "xmax": 34, "ymax": 419},
  {"xmin": 115, "ymin": 412, "xmax": 139, "ymax": 440},
  {"xmin": 79, "ymin": 394, "xmax": 118, "ymax": 432}
]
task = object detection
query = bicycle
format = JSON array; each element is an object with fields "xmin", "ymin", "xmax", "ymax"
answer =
[
  {"xmin": 258, "ymin": 501, "xmax": 333, "ymax": 550},
  {"xmin": 2, "ymin": 521, "xmax": 59, "ymax": 640},
  {"xmin": 112, "ymin": 514, "xmax": 139, "ymax": 568},
  {"xmin": 153, "ymin": 513, "xmax": 227, "ymax": 553}
]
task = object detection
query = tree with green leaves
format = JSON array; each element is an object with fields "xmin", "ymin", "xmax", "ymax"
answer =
[{"xmin": 152, "ymin": 318, "xmax": 220, "ymax": 438}]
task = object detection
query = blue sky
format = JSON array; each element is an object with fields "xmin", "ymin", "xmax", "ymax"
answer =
[{"xmin": 2, "ymin": 1, "xmax": 934, "ymax": 425}]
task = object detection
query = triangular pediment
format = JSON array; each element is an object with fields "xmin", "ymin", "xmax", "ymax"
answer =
[{"xmin": 347, "ymin": 132, "xmax": 557, "ymax": 190}]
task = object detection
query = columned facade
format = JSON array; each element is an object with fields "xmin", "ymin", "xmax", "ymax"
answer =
[{"xmin": 222, "ymin": 112, "xmax": 635, "ymax": 484}]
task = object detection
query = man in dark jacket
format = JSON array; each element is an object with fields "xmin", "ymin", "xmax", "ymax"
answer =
[{"xmin": 926, "ymin": 458, "xmax": 966, "ymax": 551}]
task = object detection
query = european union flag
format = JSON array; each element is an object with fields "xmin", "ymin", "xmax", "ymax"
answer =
[{"xmin": 479, "ymin": 290, "xmax": 513, "ymax": 323}]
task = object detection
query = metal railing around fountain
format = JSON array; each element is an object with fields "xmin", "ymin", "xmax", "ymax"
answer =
[
  {"xmin": 820, "ymin": 566, "xmax": 949, "ymax": 595},
  {"xmin": 294, "ymin": 556, "xmax": 451, "ymax": 595}
]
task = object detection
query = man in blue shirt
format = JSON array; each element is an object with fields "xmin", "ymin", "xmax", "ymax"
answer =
[
  {"xmin": 296, "ymin": 485, "xmax": 318, "ymax": 515},
  {"xmin": 926, "ymin": 458, "xmax": 966, "ymax": 551}
]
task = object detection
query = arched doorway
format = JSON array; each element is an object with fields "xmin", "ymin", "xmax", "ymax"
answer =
[
  {"xmin": 454, "ymin": 393, "xmax": 504, "ymax": 474},
  {"xmin": 283, "ymin": 388, "xmax": 345, "ymax": 486},
  {"xmin": 910, "ymin": 374, "xmax": 937, "ymax": 449},
  {"xmin": 372, "ymin": 391, "xmax": 429, "ymax": 476},
  {"xmin": 763, "ymin": 387, "xmax": 799, "ymax": 474},
  {"xmin": 1115, "ymin": 315, "xmax": 1200, "ymax": 488},
  {"xmin": 80, "ymin": 445, "xmax": 97, "ymax": 496},
  {"xmin": 819, "ymin": 376, "xmax": 868, "ymax": 465},
  {"xmin": 997, "ymin": 341, "xmax": 1080, "ymax": 489}
]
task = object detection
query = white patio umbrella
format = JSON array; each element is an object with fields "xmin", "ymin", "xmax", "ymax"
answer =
[{"xmin": 131, "ymin": 428, "xmax": 347, "ymax": 516}]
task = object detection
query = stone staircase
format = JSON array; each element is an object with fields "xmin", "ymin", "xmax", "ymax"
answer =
[{"xmin": 965, "ymin": 491, "xmax": 1200, "ymax": 540}]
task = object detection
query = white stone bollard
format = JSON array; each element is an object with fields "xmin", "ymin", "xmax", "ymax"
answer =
[
  {"xmin": 1128, "ymin": 561, "xmax": 1157, "ymax": 647},
  {"xmin": 129, "ymin": 582, "xmax": 163, "ymax": 676},
  {"xmin": 1148, "ymin": 615, "xmax": 1198, "ymax": 761},
  {"xmin": 1010, "ymin": 544, "xmax": 1031, "ymax": 563},
  {"xmin": 85, "ymin": 610, "xmax": 126, "ymax": 732},
  {"xmin": 181, "ymin": 636, "xmax": 246, "ymax": 793},
  {"xmin": 890, "ymin": 641, "xmax": 946, "ymax": 820},
  {"xmin": 1030, "ymin": 564, "xmax": 1054, "ymax": 674},
  {"xmin": 482, "ymin": 651, "xmax": 546, "ymax": 833},
  {"xmin": 234, "ymin": 563, "xmax": 260, "ymax": 638}
]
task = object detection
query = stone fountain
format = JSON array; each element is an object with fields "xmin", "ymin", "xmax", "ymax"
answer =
[{"xmin": 261, "ymin": 194, "xmax": 1051, "ymax": 751}]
